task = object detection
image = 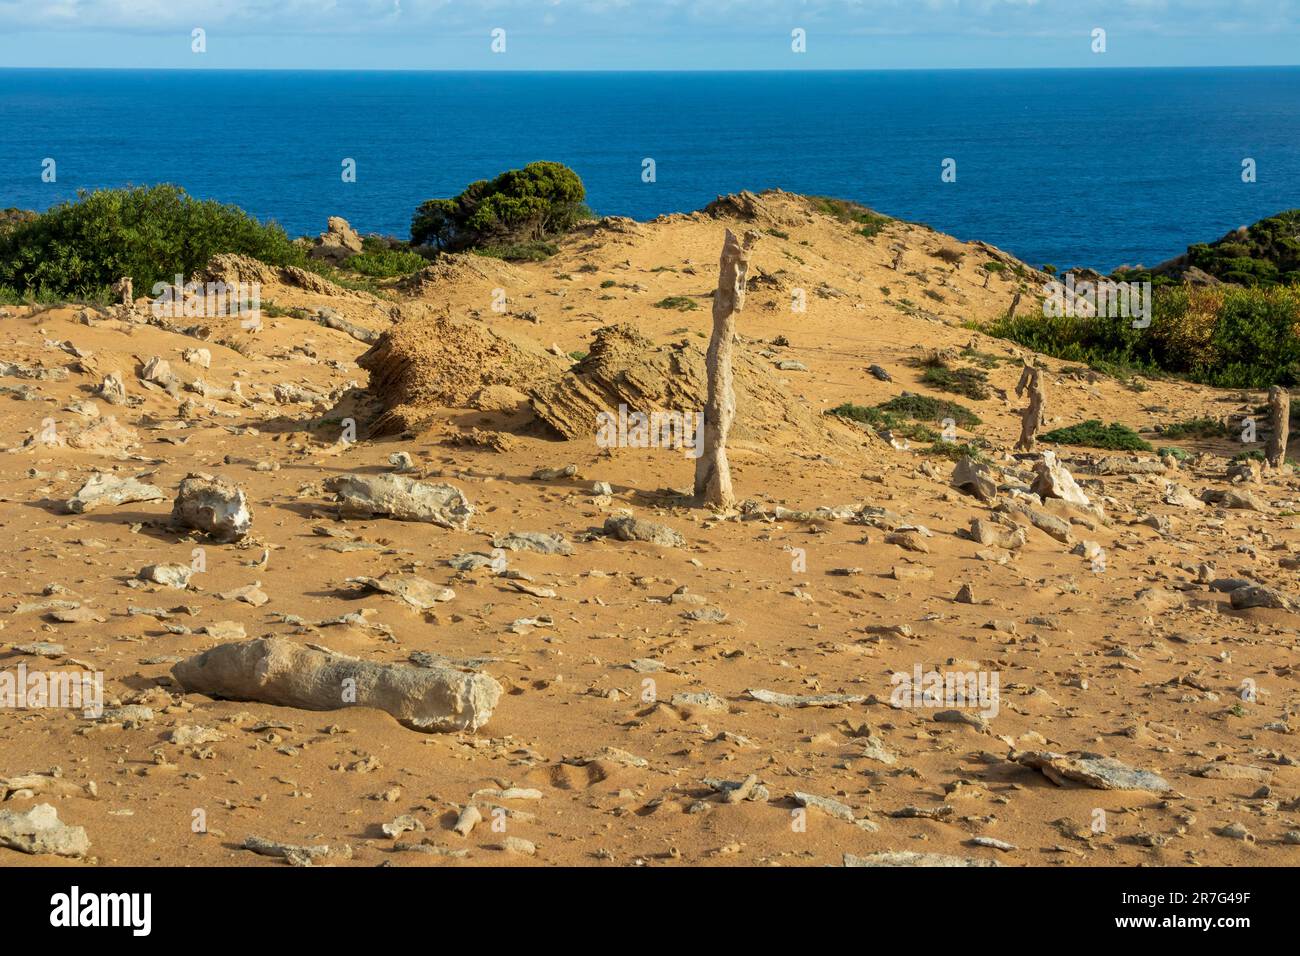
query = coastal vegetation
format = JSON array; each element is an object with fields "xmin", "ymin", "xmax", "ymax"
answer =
[
  {"xmin": 0, "ymin": 185, "xmax": 307, "ymax": 302},
  {"xmin": 981, "ymin": 282, "xmax": 1300, "ymax": 389},
  {"xmin": 410, "ymin": 161, "xmax": 592, "ymax": 260}
]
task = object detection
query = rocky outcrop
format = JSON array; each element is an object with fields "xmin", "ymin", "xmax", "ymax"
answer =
[{"xmin": 308, "ymin": 216, "xmax": 364, "ymax": 265}]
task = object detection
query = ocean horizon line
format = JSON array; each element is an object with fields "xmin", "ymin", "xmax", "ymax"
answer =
[{"xmin": 3, "ymin": 64, "xmax": 1300, "ymax": 75}]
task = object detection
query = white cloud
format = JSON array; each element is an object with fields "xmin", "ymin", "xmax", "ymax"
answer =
[{"xmin": 0, "ymin": 0, "xmax": 1294, "ymax": 37}]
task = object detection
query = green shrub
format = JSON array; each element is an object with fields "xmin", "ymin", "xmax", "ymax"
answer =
[
  {"xmin": 808, "ymin": 196, "xmax": 892, "ymax": 238},
  {"xmin": 958, "ymin": 347, "xmax": 1006, "ymax": 368},
  {"xmin": 1184, "ymin": 211, "xmax": 1300, "ymax": 287},
  {"xmin": 345, "ymin": 238, "xmax": 429, "ymax": 277},
  {"xmin": 1160, "ymin": 417, "xmax": 1230, "ymax": 440},
  {"xmin": 1040, "ymin": 420, "xmax": 1152, "ymax": 451},
  {"xmin": 1204, "ymin": 285, "xmax": 1300, "ymax": 387},
  {"xmin": 922, "ymin": 440, "xmax": 988, "ymax": 462},
  {"xmin": 0, "ymin": 185, "xmax": 306, "ymax": 300},
  {"xmin": 981, "ymin": 283, "xmax": 1300, "ymax": 389},
  {"xmin": 655, "ymin": 295, "xmax": 699, "ymax": 311},
  {"xmin": 411, "ymin": 162, "xmax": 591, "ymax": 252},
  {"xmin": 473, "ymin": 240, "xmax": 559, "ymax": 262},
  {"xmin": 920, "ymin": 365, "xmax": 990, "ymax": 400},
  {"xmin": 877, "ymin": 394, "xmax": 981, "ymax": 428},
  {"xmin": 824, "ymin": 402, "xmax": 938, "ymax": 442}
]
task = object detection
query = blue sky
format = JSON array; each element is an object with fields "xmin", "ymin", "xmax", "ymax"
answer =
[{"xmin": 1, "ymin": 1, "xmax": 1297, "ymax": 70}]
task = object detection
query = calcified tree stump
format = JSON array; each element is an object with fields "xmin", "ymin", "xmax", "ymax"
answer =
[
  {"xmin": 172, "ymin": 636, "xmax": 502, "ymax": 732},
  {"xmin": 1015, "ymin": 361, "xmax": 1046, "ymax": 451},
  {"xmin": 1268, "ymin": 385, "xmax": 1290, "ymax": 468},
  {"xmin": 694, "ymin": 228, "xmax": 758, "ymax": 509}
]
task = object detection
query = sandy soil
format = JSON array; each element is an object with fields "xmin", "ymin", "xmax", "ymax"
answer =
[{"xmin": 1, "ymin": 190, "xmax": 1296, "ymax": 868}]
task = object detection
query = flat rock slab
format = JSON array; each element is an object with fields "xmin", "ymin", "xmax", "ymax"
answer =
[
  {"xmin": 1013, "ymin": 750, "xmax": 1172, "ymax": 793},
  {"xmin": 347, "ymin": 573, "xmax": 454, "ymax": 609},
  {"xmin": 327, "ymin": 474, "xmax": 473, "ymax": 530},
  {"xmin": 0, "ymin": 803, "xmax": 90, "ymax": 858},
  {"xmin": 844, "ymin": 851, "xmax": 1000, "ymax": 867},
  {"xmin": 747, "ymin": 688, "xmax": 870, "ymax": 708},
  {"xmin": 172, "ymin": 636, "xmax": 500, "ymax": 732},
  {"xmin": 603, "ymin": 515, "xmax": 685, "ymax": 548},
  {"xmin": 66, "ymin": 473, "xmax": 165, "ymax": 513},
  {"xmin": 492, "ymin": 531, "xmax": 574, "ymax": 556}
]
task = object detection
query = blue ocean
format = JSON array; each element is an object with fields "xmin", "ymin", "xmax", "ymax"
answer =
[{"xmin": 1, "ymin": 67, "xmax": 1297, "ymax": 271}]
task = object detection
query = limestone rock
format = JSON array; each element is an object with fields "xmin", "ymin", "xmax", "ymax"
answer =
[
  {"xmin": 1012, "ymin": 750, "xmax": 1172, "ymax": 793},
  {"xmin": 0, "ymin": 803, "xmax": 89, "ymax": 858},
  {"xmin": 951, "ymin": 457, "xmax": 996, "ymax": 502},
  {"xmin": 1031, "ymin": 451, "xmax": 1091, "ymax": 507},
  {"xmin": 347, "ymin": 573, "xmax": 455, "ymax": 610},
  {"xmin": 603, "ymin": 515, "xmax": 685, "ymax": 548},
  {"xmin": 326, "ymin": 474, "xmax": 473, "ymax": 530},
  {"xmin": 492, "ymin": 531, "xmax": 573, "ymax": 556},
  {"xmin": 172, "ymin": 473, "xmax": 252, "ymax": 541},
  {"xmin": 66, "ymin": 472, "xmax": 165, "ymax": 514},
  {"xmin": 172, "ymin": 636, "xmax": 501, "ymax": 733}
]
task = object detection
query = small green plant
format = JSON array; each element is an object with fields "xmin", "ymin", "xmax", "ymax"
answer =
[
  {"xmin": 958, "ymin": 347, "xmax": 1006, "ymax": 368},
  {"xmin": 655, "ymin": 295, "xmax": 699, "ymax": 311},
  {"xmin": 599, "ymin": 279, "xmax": 617, "ymax": 289},
  {"xmin": 1159, "ymin": 417, "xmax": 1230, "ymax": 440},
  {"xmin": 920, "ymin": 365, "xmax": 990, "ymax": 400},
  {"xmin": 922, "ymin": 440, "xmax": 988, "ymax": 462},
  {"xmin": 878, "ymin": 393, "xmax": 981, "ymax": 428},
  {"xmin": 825, "ymin": 402, "xmax": 939, "ymax": 442},
  {"xmin": 345, "ymin": 238, "xmax": 429, "ymax": 278},
  {"xmin": 808, "ymin": 196, "xmax": 892, "ymax": 238},
  {"xmin": 1040, "ymin": 420, "xmax": 1153, "ymax": 451},
  {"xmin": 473, "ymin": 240, "xmax": 560, "ymax": 262}
]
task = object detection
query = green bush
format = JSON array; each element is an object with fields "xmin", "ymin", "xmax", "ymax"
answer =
[
  {"xmin": 1184, "ymin": 211, "xmax": 1300, "ymax": 287},
  {"xmin": 655, "ymin": 295, "xmax": 699, "ymax": 311},
  {"xmin": 1040, "ymin": 420, "xmax": 1152, "ymax": 451},
  {"xmin": 0, "ymin": 185, "xmax": 307, "ymax": 300},
  {"xmin": 922, "ymin": 440, "xmax": 988, "ymax": 462},
  {"xmin": 1205, "ymin": 285, "xmax": 1300, "ymax": 387},
  {"xmin": 808, "ymin": 196, "xmax": 892, "ymax": 238},
  {"xmin": 345, "ymin": 237, "xmax": 429, "ymax": 277},
  {"xmin": 410, "ymin": 162, "xmax": 591, "ymax": 253},
  {"xmin": 1160, "ymin": 417, "xmax": 1229, "ymax": 440},
  {"xmin": 920, "ymin": 365, "xmax": 990, "ymax": 400},
  {"xmin": 824, "ymin": 402, "xmax": 939, "ymax": 442},
  {"xmin": 982, "ymin": 283, "xmax": 1300, "ymax": 388},
  {"xmin": 474, "ymin": 240, "xmax": 560, "ymax": 262},
  {"xmin": 877, "ymin": 394, "xmax": 981, "ymax": 428}
]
